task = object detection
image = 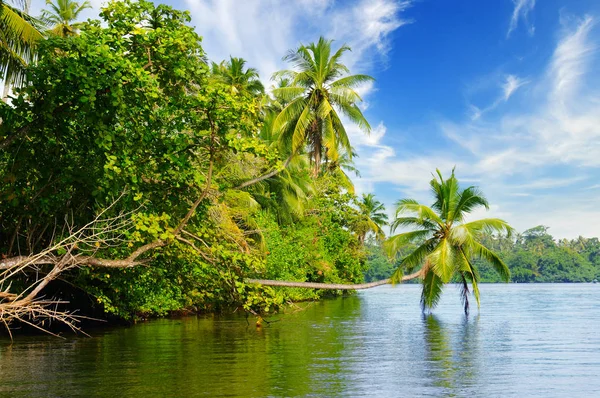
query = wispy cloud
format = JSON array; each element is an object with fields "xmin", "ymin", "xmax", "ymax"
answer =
[
  {"xmin": 512, "ymin": 176, "xmax": 588, "ymax": 190},
  {"xmin": 467, "ymin": 74, "xmax": 528, "ymax": 120},
  {"xmin": 551, "ymin": 15, "xmax": 596, "ymax": 101},
  {"xmin": 454, "ymin": 15, "xmax": 600, "ymax": 173},
  {"xmin": 503, "ymin": 74, "xmax": 528, "ymax": 100},
  {"xmin": 507, "ymin": 0, "xmax": 536, "ymax": 38},
  {"xmin": 356, "ymin": 13, "xmax": 600, "ymax": 238},
  {"xmin": 184, "ymin": 0, "xmax": 412, "ymax": 86}
]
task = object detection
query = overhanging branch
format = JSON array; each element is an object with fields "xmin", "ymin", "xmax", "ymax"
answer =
[{"xmin": 245, "ymin": 269, "xmax": 424, "ymax": 290}]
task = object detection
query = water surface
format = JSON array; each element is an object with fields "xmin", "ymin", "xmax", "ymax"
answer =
[{"xmin": 1, "ymin": 284, "xmax": 599, "ymax": 397}]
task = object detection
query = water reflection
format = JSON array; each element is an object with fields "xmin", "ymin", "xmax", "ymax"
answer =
[
  {"xmin": 2, "ymin": 285, "xmax": 600, "ymax": 397},
  {"xmin": 422, "ymin": 314, "xmax": 481, "ymax": 395}
]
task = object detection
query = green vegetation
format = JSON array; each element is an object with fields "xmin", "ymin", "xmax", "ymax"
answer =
[
  {"xmin": 0, "ymin": 0, "xmax": 375, "ymax": 330},
  {"xmin": 368, "ymin": 226, "xmax": 600, "ymax": 286},
  {"xmin": 1, "ymin": 1, "xmax": 596, "ymax": 334},
  {"xmin": 384, "ymin": 170, "xmax": 513, "ymax": 314}
]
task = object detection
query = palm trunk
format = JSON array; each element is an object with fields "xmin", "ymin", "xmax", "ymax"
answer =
[
  {"xmin": 313, "ymin": 140, "xmax": 321, "ymax": 178},
  {"xmin": 311, "ymin": 119, "xmax": 322, "ymax": 178},
  {"xmin": 246, "ymin": 269, "xmax": 424, "ymax": 290}
]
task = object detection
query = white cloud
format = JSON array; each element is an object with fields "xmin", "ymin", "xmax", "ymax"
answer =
[
  {"xmin": 550, "ymin": 15, "xmax": 596, "ymax": 102},
  {"xmin": 507, "ymin": 0, "xmax": 536, "ymax": 38},
  {"xmin": 466, "ymin": 74, "xmax": 528, "ymax": 120},
  {"xmin": 503, "ymin": 74, "xmax": 528, "ymax": 100},
  {"xmin": 512, "ymin": 176, "xmax": 587, "ymax": 190},
  {"xmin": 330, "ymin": 0, "xmax": 412, "ymax": 69},
  {"xmin": 452, "ymin": 15, "xmax": 600, "ymax": 175},
  {"xmin": 355, "ymin": 14, "xmax": 600, "ymax": 239},
  {"xmin": 184, "ymin": 0, "xmax": 411, "ymax": 85}
]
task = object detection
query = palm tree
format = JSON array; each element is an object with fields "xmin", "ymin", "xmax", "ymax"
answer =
[
  {"xmin": 41, "ymin": 0, "xmax": 90, "ymax": 37},
  {"xmin": 0, "ymin": 0, "xmax": 43, "ymax": 100},
  {"xmin": 322, "ymin": 148, "xmax": 359, "ymax": 194},
  {"xmin": 384, "ymin": 169, "xmax": 513, "ymax": 314},
  {"xmin": 272, "ymin": 37, "xmax": 373, "ymax": 177},
  {"xmin": 353, "ymin": 193, "xmax": 388, "ymax": 244},
  {"xmin": 211, "ymin": 57, "xmax": 264, "ymax": 96}
]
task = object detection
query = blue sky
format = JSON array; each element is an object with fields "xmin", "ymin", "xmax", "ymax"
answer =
[{"xmin": 30, "ymin": 0, "xmax": 600, "ymax": 238}]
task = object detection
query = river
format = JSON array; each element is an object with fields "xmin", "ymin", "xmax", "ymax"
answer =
[{"xmin": 1, "ymin": 284, "xmax": 599, "ymax": 397}]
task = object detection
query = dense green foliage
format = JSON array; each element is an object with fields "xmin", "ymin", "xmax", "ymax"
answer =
[{"xmin": 0, "ymin": 0, "xmax": 372, "ymax": 321}]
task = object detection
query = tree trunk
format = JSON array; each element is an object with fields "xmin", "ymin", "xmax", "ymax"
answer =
[
  {"xmin": 310, "ymin": 118, "xmax": 322, "ymax": 178},
  {"xmin": 245, "ymin": 269, "xmax": 424, "ymax": 290}
]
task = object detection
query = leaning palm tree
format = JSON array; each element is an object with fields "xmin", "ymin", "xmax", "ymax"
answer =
[
  {"xmin": 353, "ymin": 193, "xmax": 388, "ymax": 244},
  {"xmin": 384, "ymin": 169, "xmax": 513, "ymax": 314},
  {"xmin": 272, "ymin": 37, "xmax": 373, "ymax": 177},
  {"xmin": 41, "ymin": 0, "xmax": 90, "ymax": 37},
  {"xmin": 0, "ymin": 0, "xmax": 43, "ymax": 100},
  {"xmin": 211, "ymin": 57, "xmax": 265, "ymax": 96}
]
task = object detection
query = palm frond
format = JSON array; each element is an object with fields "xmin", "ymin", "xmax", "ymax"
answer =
[
  {"xmin": 473, "ymin": 241, "xmax": 511, "ymax": 282},
  {"xmin": 273, "ymin": 96, "xmax": 307, "ymax": 139},
  {"xmin": 461, "ymin": 218, "xmax": 514, "ymax": 237},
  {"xmin": 458, "ymin": 248, "xmax": 481, "ymax": 308},
  {"xmin": 335, "ymin": 100, "xmax": 371, "ymax": 132},
  {"xmin": 391, "ymin": 216, "xmax": 437, "ymax": 232},
  {"xmin": 329, "ymin": 74, "xmax": 374, "ymax": 89},
  {"xmin": 459, "ymin": 272, "xmax": 470, "ymax": 315},
  {"xmin": 394, "ymin": 199, "xmax": 444, "ymax": 227},
  {"xmin": 451, "ymin": 186, "xmax": 488, "ymax": 222},
  {"xmin": 385, "ymin": 229, "xmax": 432, "ymax": 258},
  {"xmin": 421, "ymin": 269, "xmax": 444, "ymax": 311},
  {"xmin": 428, "ymin": 238, "xmax": 456, "ymax": 283},
  {"xmin": 271, "ymin": 86, "xmax": 305, "ymax": 102},
  {"xmin": 389, "ymin": 238, "xmax": 437, "ymax": 282}
]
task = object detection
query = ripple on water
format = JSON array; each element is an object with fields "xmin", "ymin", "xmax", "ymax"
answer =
[{"xmin": 0, "ymin": 284, "xmax": 599, "ymax": 397}]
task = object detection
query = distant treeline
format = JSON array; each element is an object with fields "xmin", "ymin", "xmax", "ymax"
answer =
[{"xmin": 365, "ymin": 225, "xmax": 600, "ymax": 283}]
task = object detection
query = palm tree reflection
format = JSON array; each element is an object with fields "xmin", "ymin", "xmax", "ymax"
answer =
[{"xmin": 423, "ymin": 314, "xmax": 480, "ymax": 394}]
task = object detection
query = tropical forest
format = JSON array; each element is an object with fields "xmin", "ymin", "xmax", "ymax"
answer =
[
  {"xmin": 1, "ymin": 0, "xmax": 599, "ymax": 332},
  {"xmin": 2, "ymin": 1, "xmax": 600, "ymax": 396}
]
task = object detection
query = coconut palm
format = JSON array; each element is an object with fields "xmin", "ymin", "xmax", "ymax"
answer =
[
  {"xmin": 384, "ymin": 169, "xmax": 513, "ymax": 314},
  {"xmin": 322, "ymin": 148, "xmax": 360, "ymax": 194},
  {"xmin": 1, "ymin": 0, "xmax": 43, "ymax": 99},
  {"xmin": 41, "ymin": 0, "xmax": 90, "ymax": 37},
  {"xmin": 353, "ymin": 193, "xmax": 388, "ymax": 244},
  {"xmin": 272, "ymin": 37, "xmax": 373, "ymax": 177},
  {"xmin": 211, "ymin": 57, "xmax": 264, "ymax": 96}
]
